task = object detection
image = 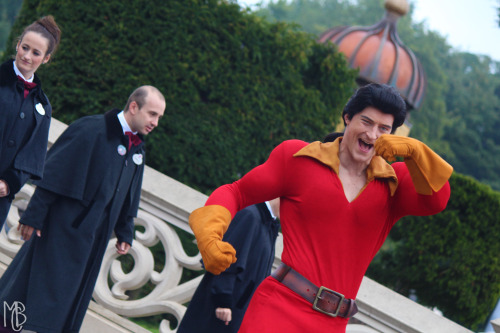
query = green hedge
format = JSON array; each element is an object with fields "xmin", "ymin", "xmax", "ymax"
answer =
[
  {"xmin": 6, "ymin": 0, "xmax": 357, "ymax": 193},
  {"xmin": 367, "ymin": 173, "xmax": 500, "ymax": 330}
]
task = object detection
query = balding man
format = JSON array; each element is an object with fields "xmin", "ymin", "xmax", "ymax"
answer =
[{"xmin": 0, "ymin": 85, "xmax": 165, "ymax": 333}]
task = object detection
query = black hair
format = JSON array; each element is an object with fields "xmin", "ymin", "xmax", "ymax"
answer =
[
  {"xmin": 342, "ymin": 83, "xmax": 406, "ymax": 133},
  {"xmin": 323, "ymin": 132, "xmax": 343, "ymax": 143}
]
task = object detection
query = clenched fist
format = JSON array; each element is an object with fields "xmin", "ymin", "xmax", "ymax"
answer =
[
  {"xmin": 189, "ymin": 205, "xmax": 237, "ymax": 275},
  {"xmin": 375, "ymin": 134, "xmax": 453, "ymax": 194}
]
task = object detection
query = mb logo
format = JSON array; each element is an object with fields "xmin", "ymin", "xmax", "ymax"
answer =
[{"xmin": 3, "ymin": 301, "xmax": 26, "ymax": 332}]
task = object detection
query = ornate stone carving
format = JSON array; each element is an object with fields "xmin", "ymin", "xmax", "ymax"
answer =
[{"xmin": 93, "ymin": 209, "xmax": 203, "ymax": 332}]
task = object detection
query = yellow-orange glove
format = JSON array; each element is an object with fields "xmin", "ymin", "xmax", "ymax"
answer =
[
  {"xmin": 374, "ymin": 134, "xmax": 453, "ymax": 195},
  {"xmin": 189, "ymin": 205, "xmax": 236, "ymax": 275}
]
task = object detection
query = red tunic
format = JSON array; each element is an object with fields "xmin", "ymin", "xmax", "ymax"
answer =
[{"xmin": 206, "ymin": 139, "xmax": 451, "ymax": 332}]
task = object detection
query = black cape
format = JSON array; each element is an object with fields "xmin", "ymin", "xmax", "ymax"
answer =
[
  {"xmin": 178, "ymin": 203, "xmax": 280, "ymax": 333},
  {"xmin": 0, "ymin": 59, "xmax": 52, "ymax": 226},
  {"xmin": 0, "ymin": 109, "xmax": 144, "ymax": 333}
]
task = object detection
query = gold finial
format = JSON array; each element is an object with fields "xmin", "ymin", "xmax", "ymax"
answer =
[{"xmin": 384, "ymin": 0, "xmax": 409, "ymax": 16}]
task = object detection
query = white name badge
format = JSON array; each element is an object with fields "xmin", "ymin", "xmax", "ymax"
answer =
[
  {"xmin": 132, "ymin": 153, "xmax": 143, "ymax": 165},
  {"xmin": 35, "ymin": 103, "xmax": 45, "ymax": 115}
]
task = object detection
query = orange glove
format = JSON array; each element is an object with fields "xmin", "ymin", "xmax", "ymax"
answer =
[
  {"xmin": 189, "ymin": 205, "xmax": 236, "ymax": 275},
  {"xmin": 375, "ymin": 134, "xmax": 453, "ymax": 195}
]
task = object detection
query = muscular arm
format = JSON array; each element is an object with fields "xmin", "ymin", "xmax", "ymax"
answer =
[
  {"xmin": 206, "ymin": 140, "xmax": 296, "ymax": 216},
  {"xmin": 391, "ymin": 162, "xmax": 451, "ymax": 220},
  {"xmin": 375, "ymin": 134, "xmax": 453, "ymax": 195},
  {"xmin": 190, "ymin": 140, "xmax": 302, "ymax": 274},
  {"xmin": 375, "ymin": 135, "xmax": 452, "ymax": 219}
]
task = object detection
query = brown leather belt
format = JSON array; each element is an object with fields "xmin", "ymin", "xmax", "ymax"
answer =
[{"xmin": 271, "ymin": 263, "xmax": 358, "ymax": 318}]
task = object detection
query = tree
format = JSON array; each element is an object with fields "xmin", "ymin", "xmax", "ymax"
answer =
[
  {"xmin": 0, "ymin": 0, "xmax": 23, "ymax": 53},
  {"xmin": 256, "ymin": 0, "xmax": 385, "ymax": 35},
  {"xmin": 440, "ymin": 53, "xmax": 500, "ymax": 190},
  {"xmin": 253, "ymin": 0, "xmax": 500, "ymax": 191},
  {"xmin": 366, "ymin": 173, "xmax": 500, "ymax": 331},
  {"xmin": 4, "ymin": 0, "xmax": 357, "ymax": 194}
]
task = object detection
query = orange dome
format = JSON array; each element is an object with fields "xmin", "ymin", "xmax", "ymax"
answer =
[{"xmin": 319, "ymin": 0, "xmax": 426, "ymax": 109}]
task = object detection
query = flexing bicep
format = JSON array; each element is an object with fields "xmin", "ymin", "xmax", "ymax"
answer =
[
  {"xmin": 392, "ymin": 162, "xmax": 451, "ymax": 219},
  {"xmin": 207, "ymin": 141, "xmax": 292, "ymax": 217}
]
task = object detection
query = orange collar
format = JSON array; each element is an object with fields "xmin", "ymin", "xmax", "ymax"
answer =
[{"xmin": 293, "ymin": 138, "xmax": 398, "ymax": 196}]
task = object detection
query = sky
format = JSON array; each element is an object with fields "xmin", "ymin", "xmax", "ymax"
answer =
[{"xmin": 237, "ymin": 0, "xmax": 500, "ymax": 62}]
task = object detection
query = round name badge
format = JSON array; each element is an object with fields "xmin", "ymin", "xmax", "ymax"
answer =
[
  {"xmin": 35, "ymin": 103, "xmax": 45, "ymax": 115},
  {"xmin": 132, "ymin": 153, "xmax": 143, "ymax": 165},
  {"xmin": 117, "ymin": 144, "xmax": 127, "ymax": 156}
]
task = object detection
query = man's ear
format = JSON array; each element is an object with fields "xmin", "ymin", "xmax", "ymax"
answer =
[
  {"xmin": 344, "ymin": 114, "xmax": 351, "ymax": 126},
  {"xmin": 129, "ymin": 101, "xmax": 139, "ymax": 115}
]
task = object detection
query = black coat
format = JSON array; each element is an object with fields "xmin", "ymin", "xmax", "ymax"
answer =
[
  {"xmin": 0, "ymin": 59, "xmax": 52, "ymax": 226},
  {"xmin": 178, "ymin": 203, "xmax": 280, "ymax": 333},
  {"xmin": 0, "ymin": 109, "xmax": 144, "ymax": 332}
]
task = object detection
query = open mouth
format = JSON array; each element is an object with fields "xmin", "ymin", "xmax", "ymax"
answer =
[{"xmin": 358, "ymin": 138, "xmax": 373, "ymax": 153}]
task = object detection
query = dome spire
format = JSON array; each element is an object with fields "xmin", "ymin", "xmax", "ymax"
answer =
[
  {"xmin": 385, "ymin": 0, "xmax": 409, "ymax": 16},
  {"xmin": 318, "ymin": 0, "xmax": 426, "ymax": 110}
]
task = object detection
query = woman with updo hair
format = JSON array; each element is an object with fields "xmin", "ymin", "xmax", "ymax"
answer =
[{"xmin": 0, "ymin": 15, "xmax": 61, "ymax": 230}]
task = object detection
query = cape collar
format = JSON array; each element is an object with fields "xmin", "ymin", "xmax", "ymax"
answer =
[
  {"xmin": 293, "ymin": 138, "xmax": 398, "ymax": 196},
  {"xmin": 0, "ymin": 59, "xmax": 47, "ymax": 104}
]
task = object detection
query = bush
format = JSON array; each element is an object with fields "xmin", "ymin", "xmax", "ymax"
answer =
[
  {"xmin": 5, "ymin": 0, "xmax": 357, "ymax": 193},
  {"xmin": 367, "ymin": 173, "xmax": 500, "ymax": 330}
]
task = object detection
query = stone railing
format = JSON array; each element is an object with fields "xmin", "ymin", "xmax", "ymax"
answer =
[
  {"xmin": 0, "ymin": 118, "xmax": 476, "ymax": 333},
  {"xmin": 92, "ymin": 165, "xmax": 208, "ymax": 331}
]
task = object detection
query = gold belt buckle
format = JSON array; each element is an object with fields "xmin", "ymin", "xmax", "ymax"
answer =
[{"xmin": 312, "ymin": 286, "xmax": 345, "ymax": 317}]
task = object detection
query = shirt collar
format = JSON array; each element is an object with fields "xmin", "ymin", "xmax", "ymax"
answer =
[
  {"xmin": 13, "ymin": 61, "xmax": 34, "ymax": 82},
  {"xmin": 293, "ymin": 138, "xmax": 399, "ymax": 196},
  {"xmin": 265, "ymin": 201, "xmax": 278, "ymax": 220},
  {"xmin": 117, "ymin": 110, "xmax": 136, "ymax": 135}
]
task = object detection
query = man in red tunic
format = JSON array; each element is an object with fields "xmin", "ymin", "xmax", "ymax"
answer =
[{"xmin": 189, "ymin": 83, "xmax": 452, "ymax": 332}]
